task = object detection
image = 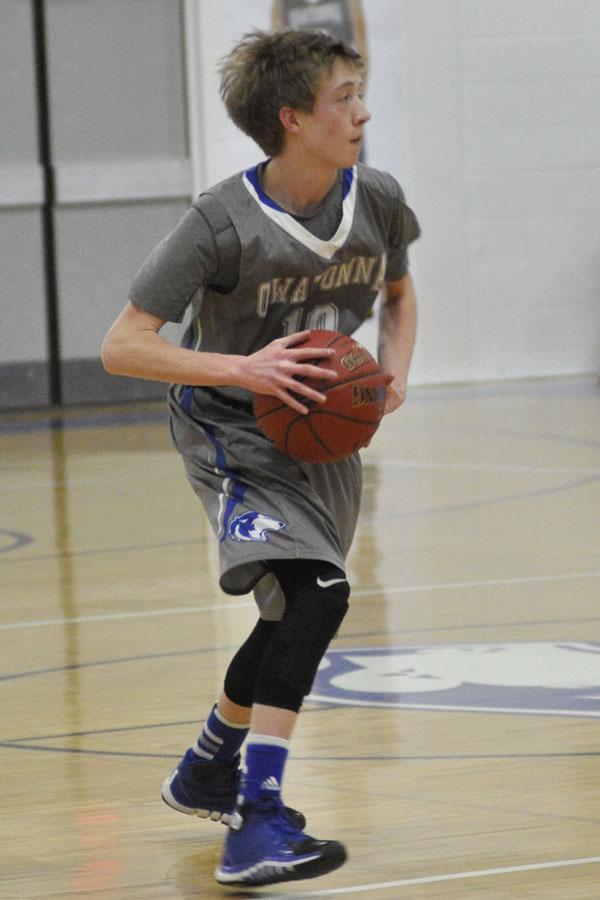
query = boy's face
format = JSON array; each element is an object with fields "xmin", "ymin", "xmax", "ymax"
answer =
[{"xmin": 295, "ymin": 59, "xmax": 370, "ymax": 168}]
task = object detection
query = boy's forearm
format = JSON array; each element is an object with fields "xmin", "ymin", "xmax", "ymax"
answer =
[
  {"xmin": 101, "ymin": 304, "xmax": 245, "ymax": 387},
  {"xmin": 378, "ymin": 274, "xmax": 417, "ymax": 400}
]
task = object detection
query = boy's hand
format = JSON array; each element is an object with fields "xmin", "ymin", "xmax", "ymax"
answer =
[
  {"xmin": 382, "ymin": 374, "xmax": 406, "ymax": 415},
  {"xmin": 242, "ymin": 332, "xmax": 337, "ymax": 415}
]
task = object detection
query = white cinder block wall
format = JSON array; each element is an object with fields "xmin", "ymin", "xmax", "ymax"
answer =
[
  {"xmin": 395, "ymin": 0, "xmax": 600, "ymax": 383},
  {"xmin": 190, "ymin": 0, "xmax": 600, "ymax": 384}
]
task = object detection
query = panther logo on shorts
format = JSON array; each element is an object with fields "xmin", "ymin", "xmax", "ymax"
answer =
[{"xmin": 228, "ymin": 511, "xmax": 287, "ymax": 542}]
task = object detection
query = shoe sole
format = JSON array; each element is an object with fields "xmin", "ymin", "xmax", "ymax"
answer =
[
  {"xmin": 160, "ymin": 773, "xmax": 307, "ymax": 831},
  {"xmin": 214, "ymin": 842, "xmax": 347, "ymax": 886},
  {"xmin": 160, "ymin": 775, "xmax": 231, "ymax": 824}
]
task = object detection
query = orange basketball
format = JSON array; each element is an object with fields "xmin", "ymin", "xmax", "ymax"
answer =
[{"xmin": 253, "ymin": 330, "xmax": 389, "ymax": 463}]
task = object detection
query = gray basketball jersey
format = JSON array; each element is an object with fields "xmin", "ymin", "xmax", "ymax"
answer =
[
  {"xmin": 163, "ymin": 163, "xmax": 419, "ymax": 612},
  {"xmin": 176, "ymin": 163, "xmax": 403, "ymax": 408}
]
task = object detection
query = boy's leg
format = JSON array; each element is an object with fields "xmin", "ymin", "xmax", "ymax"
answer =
[
  {"xmin": 162, "ymin": 618, "xmax": 284, "ymax": 824},
  {"xmin": 215, "ymin": 559, "xmax": 350, "ymax": 887}
]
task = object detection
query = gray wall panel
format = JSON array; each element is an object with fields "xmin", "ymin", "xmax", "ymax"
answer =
[
  {"xmin": 1, "ymin": 1, "xmax": 39, "ymax": 167},
  {"xmin": 45, "ymin": 0, "xmax": 191, "ymax": 405},
  {"xmin": 0, "ymin": 210, "xmax": 48, "ymax": 363},
  {"xmin": 55, "ymin": 201, "xmax": 188, "ymax": 360},
  {"xmin": 0, "ymin": 0, "xmax": 49, "ymax": 408},
  {"xmin": 47, "ymin": 0, "xmax": 187, "ymax": 163}
]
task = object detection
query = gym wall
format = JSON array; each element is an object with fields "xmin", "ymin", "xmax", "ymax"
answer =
[
  {"xmin": 1, "ymin": 0, "xmax": 598, "ymax": 411},
  {"xmin": 0, "ymin": 0, "xmax": 190, "ymax": 409}
]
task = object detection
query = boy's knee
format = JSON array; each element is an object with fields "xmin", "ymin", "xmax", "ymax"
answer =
[{"xmin": 253, "ymin": 571, "xmax": 350, "ymax": 711}]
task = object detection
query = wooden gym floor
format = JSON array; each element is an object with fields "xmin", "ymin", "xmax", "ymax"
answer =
[{"xmin": 1, "ymin": 375, "xmax": 600, "ymax": 898}]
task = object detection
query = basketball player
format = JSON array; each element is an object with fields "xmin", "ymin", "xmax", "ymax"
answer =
[
  {"xmin": 272, "ymin": 0, "xmax": 369, "ymax": 160},
  {"xmin": 102, "ymin": 30, "xmax": 419, "ymax": 887}
]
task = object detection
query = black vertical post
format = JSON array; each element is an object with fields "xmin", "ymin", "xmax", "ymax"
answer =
[{"xmin": 32, "ymin": 0, "xmax": 62, "ymax": 406}]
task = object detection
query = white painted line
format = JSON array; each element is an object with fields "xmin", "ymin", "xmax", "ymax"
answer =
[
  {"xmin": 377, "ymin": 459, "xmax": 600, "ymax": 476},
  {"xmin": 0, "ymin": 570, "xmax": 598, "ymax": 632},
  {"xmin": 283, "ymin": 855, "xmax": 600, "ymax": 896},
  {"xmin": 0, "ymin": 600, "xmax": 254, "ymax": 631},
  {"xmin": 352, "ymin": 569, "xmax": 600, "ymax": 597},
  {"xmin": 307, "ymin": 693, "xmax": 600, "ymax": 718}
]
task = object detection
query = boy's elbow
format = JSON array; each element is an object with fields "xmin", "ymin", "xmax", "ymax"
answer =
[{"xmin": 101, "ymin": 332, "xmax": 124, "ymax": 375}]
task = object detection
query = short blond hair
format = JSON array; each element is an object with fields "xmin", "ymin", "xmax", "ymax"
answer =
[{"xmin": 219, "ymin": 30, "xmax": 362, "ymax": 157}]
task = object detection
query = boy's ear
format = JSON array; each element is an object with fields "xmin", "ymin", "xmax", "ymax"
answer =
[{"xmin": 279, "ymin": 106, "xmax": 302, "ymax": 135}]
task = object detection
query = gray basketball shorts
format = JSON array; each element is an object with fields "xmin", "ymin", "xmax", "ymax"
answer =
[{"xmin": 168, "ymin": 387, "xmax": 362, "ymax": 620}]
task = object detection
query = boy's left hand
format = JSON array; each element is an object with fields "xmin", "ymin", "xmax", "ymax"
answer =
[{"xmin": 383, "ymin": 376, "xmax": 406, "ymax": 415}]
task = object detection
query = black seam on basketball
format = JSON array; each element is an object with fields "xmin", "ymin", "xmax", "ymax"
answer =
[
  {"xmin": 318, "ymin": 370, "xmax": 384, "ymax": 394},
  {"xmin": 306, "ymin": 416, "xmax": 336, "ymax": 458},
  {"xmin": 284, "ymin": 414, "xmax": 335, "ymax": 459},
  {"xmin": 254, "ymin": 401, "xmax": 289, "ymax": 423},
  {"xmin": 326, "ymin": 332, "xmax": 349, "ymax": 349},
  {"xmin": 308, "ymin": 410, "xmax": 382, "ymax": 425},
  {"xmin": 283, "ymin": 413, "xmax": 304, "ymax": 455}
]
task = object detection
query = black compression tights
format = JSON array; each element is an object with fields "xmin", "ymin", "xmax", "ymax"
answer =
[
  {"xmin": 223, "ymin": 617, "xmax": 278, "ymax": 708},
  {"xmin": 223, "ymin": 558, "xmax": 349, "ymax": 713}
]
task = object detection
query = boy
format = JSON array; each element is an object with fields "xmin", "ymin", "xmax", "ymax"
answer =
[{"xmin": 102, "ymin": 29, "xmax": 419, "ymax": 887}]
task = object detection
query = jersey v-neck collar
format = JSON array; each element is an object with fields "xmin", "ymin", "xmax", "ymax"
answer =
[{"xmin": 242, "ymin": 164, "xmax": 357, "ymax": 261}]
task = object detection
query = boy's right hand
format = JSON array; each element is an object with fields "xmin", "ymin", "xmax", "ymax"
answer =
[{"xmin": 240, "ymin": 332, "xmax": 337, "ymax": 415}]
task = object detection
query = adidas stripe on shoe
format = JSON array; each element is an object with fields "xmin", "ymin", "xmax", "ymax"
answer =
[{"xmin": 161, "ymin": 748, "xmax": 306, "ymax": 829}]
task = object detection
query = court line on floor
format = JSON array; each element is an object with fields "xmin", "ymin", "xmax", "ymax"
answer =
[
  {"xmin": 1, "ymin": 569, "xmax": 599, "ymax": 632},
  {"xmin": 3, "ymin": 460, "xmax": 598, "ymax": 491},
  {"xmin": 377, "ymin": 459, "xmax": 600, "ymax": 476},
  {"xmin": 6, "ymin": 617, "xmax": 600, "ymax": 684},
  {"xmin": 0, "ymin": 376, "xmax": 595, "ymax": 436},
  {"xmin": 281, "ymin": 855, "xmax": 600, "ymax": 897},
  {"xmin": 352, "ymin": 569, "xmax": 600, "ymax": 597},
  {"xmin": 4, "ymin": 737, "xmax": 600, "ymax": 764},
  {"xmin": 2, "ymin": 466, "xmax": 599, "ymax": 564}
]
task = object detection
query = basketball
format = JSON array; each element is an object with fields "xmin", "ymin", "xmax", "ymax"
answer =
[{"xmin": 253, "ymin": 330, "xmax": 389, "ymax": 463}]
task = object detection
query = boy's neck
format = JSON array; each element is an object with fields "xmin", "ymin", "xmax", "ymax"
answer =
[{"xmin": 261, "ymin": 156, "xmax": 339, "ymax": 217}]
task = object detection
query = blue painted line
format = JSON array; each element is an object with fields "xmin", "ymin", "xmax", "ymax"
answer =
[
  {"xmin": 2, "ymin": 467, "xmax": 598, "ymax": 568},
  {"xmin": 7, "ymin": 720, "xmax": 204, "ymax": 744},
  {"xmin": 0, "ymin": 742, "xmax": 175, "ymax": 759},
  {"xmin": 0, "ymin": 377, "xmax": 596, "ymax": 436},
  {"xmin": 0, "ymin": 536, "xmax": 206, "ymax": 566},
  {"xmin": 370, "ymin": 471, "xmax": 600, "ymax": 521},
  {"xmin": 0, "ymin": 409, "xmax": 167, "ymax": 435},
  {"xmin": 4, "ymin": 707, "xmax": 341, "ymax": 745},
  {"xmin": 2, "ymin": 740, "xmax": 600, "ymax": 765},
  {"xmin": 0, "ymin": 643, "xmax": 238, "ymax": 683},
  {"xmin": 6, "ymin": 613, "xmax": 600, "ymax": 684}
]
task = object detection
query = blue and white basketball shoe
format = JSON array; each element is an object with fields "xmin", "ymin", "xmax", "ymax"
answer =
[
  {"xmin": 214, "ymin": 789, "xmax": 346, "ymax": 886},
  {"xmin": 161, "ymin": 748, "xmax": 306, "ymax": 829}
]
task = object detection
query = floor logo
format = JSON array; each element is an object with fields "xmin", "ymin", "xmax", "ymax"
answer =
[
  {"xmin": 309, "ymin": 642, "xmax": 600, "ymax": 718},
  {"xmin": 0, "ymin": 529, "xmax": 32, "ymax": 554}
]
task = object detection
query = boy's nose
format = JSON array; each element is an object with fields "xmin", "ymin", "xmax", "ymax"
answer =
[{"xmin": 355, "ymin": 99, "xmax": 371, "ymax": 124}]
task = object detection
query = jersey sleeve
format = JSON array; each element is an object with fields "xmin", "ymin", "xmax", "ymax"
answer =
[
  {"xmin": 384, "ymin": 177, "xmax": 421, "ymax": 283},
  {"xmin": 128, "ymin": 194, "xmax": 241, "ymax": 323}
]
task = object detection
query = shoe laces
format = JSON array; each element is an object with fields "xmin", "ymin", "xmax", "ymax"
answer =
[{"xmin": 260, "ymin": 794, "xmax": 303, "ymax": 840}]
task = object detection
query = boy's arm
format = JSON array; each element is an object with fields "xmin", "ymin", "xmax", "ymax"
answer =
[
  {"xmin": 378, "ymin": 273, "xmax": 417, "ymax": 414},
  {"xmin": 101, "ymin": 301, "xmax": 245, "ymax": 387},
  {"xmin": 101, "ymin": 301, "xmax": 336, "ymax": 415}
]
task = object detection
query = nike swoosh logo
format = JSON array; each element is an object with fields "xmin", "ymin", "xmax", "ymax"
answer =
[{"xmin": 316, "ymin": 576, "xmax": 346, "ymax": 588}]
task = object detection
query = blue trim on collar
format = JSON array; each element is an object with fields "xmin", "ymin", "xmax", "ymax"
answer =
[
  {"xmin": 245, "ymin": 164, "xmax": 355, "ymax": 211},
  {"xmin": 245, "ymin": 163, "xmax": 284, "ymax": 211},
  {"xmin": 342, "ymin": 167, "xmax": 354, "ymax": 200}
]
